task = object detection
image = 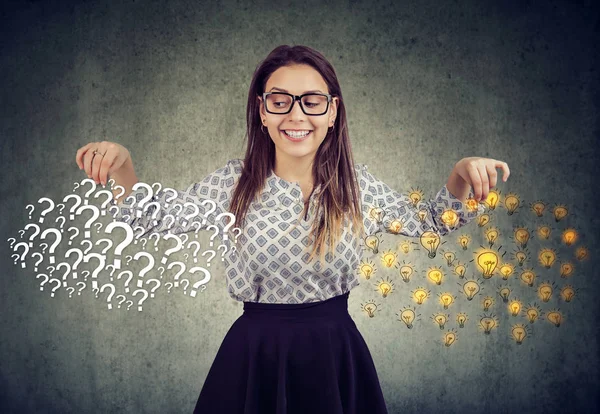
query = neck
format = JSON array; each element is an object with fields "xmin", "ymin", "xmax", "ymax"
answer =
[{"xmin": 273, "ymin": 154, "xmax": 314, "ymax": 186}]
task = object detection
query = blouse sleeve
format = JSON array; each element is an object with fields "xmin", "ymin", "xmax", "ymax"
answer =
[
  {"xmin": 356, "ymin": 163, "xmax": 486, "ymax": 237},
  {"xmin": 109, "ymin": 159, "xmax": 238, "ymax": 238}
]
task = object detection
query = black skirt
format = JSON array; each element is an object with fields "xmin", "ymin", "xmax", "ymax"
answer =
[{"xmin": 193, "ymin": 291, "xmax": 389, "ymax": 414}]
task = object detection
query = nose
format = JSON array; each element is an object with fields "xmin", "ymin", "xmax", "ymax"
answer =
[{"xmin": 287, "ymin": 98, "xmax": 308, "ymax": 121}]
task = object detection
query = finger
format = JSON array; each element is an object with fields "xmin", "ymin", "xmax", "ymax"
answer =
[
  {"xmin": 91, "ymin": 151, "xmax": 106, "ymax": 184},
  {"xmin": 502, "ymin": 161, "xmax": 510, "ymax": 182},
  {"xmin": 83, "ymin": 144, "xmax": 99, "ymax": 178},
  {"xmin": 466, "ymin": 162, "xmax": 482, "ymax": 201},
  {"xmin": 99, "ymin": 151, "xmax": 117, "ymax": 186},
  {"xmin": 76, "ymin": 142, "xmax": 95, "ymax": 170},
  {"xmin": 486, "ymin": 163, "xmax": 498, "ymax": 190},
  {"xmin": 477, "ymin": 163, "xmax": 489, "ymax": 201}
]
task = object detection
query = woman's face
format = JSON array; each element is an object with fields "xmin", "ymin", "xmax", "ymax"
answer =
[{"xmin": 258, "ymin": 64, "xmax": 338, "ymax": 164}]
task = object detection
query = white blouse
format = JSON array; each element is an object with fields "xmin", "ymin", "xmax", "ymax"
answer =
[{"xmin": 111, "ymin": 159, "xmax": 485, "ymax": 303}]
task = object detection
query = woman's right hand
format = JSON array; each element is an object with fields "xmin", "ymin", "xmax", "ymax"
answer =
[{"xmin": 76, "ymin": 141, "xmax": 131, "ymax": 186}]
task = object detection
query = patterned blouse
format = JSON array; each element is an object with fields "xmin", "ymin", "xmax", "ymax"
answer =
[{"xmin": 111, "ymin": 159, "xmax": 485, "ymax": 304}]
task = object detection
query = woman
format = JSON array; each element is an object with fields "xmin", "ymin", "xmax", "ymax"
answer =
[{"xmin": 76, "ymin": 45, "xmax": 509, "ymax": 414}]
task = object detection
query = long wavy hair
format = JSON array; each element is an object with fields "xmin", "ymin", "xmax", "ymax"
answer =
[{"xmin": 227, "ymin": 45, "xmax": 365, "ymax": 265}]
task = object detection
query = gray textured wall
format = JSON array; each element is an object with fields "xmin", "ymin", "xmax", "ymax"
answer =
[{"xmin": 1, "ymin": 0, "xmax": 599, "ymax": 413}]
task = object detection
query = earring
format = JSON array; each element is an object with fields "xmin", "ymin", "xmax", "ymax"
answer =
[{"xmin": 261, "ymin": 123, "xmax": 267, "ymax": 134}]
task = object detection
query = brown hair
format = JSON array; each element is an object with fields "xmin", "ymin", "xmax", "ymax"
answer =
[{"xmin": 227, "ymin": 45, "xmax": 365, "ymax": 265}]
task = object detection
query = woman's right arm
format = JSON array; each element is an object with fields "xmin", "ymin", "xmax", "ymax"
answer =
[
  {"xmin": 77, "ymin": 141, "xmax": 239, "ymax": 238},
  {"xmin": 109, "ymin": 166, "xmax": 236, "ymax": 240}
]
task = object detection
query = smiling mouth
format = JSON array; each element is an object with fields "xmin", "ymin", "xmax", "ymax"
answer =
[{"xmin": 281, "ymin": 130, "xmax": 312, "ymax": 141}]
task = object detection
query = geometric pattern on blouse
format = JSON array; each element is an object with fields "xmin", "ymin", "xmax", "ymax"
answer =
[{"xmin": 111, "ymin": 159, "xmax": 485, "ymax": 303}]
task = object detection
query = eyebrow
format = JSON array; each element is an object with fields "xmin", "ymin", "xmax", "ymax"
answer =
[{"xmin": 269, "ymin": 87, "xmax": 325, "ymax": 94}]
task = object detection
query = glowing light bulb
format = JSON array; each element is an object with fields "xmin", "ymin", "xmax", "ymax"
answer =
[
  {"xmin": 369, "ymin": 206, "xmax": 385, "ymax": 223},
  {"xmin": 514, "ymin": 227, "xmax": 530, "ymax": 249},
  {"xmin": 479, "ymin": 316, "xmax": 497, "ymax": 334},
  {"xmin": 433, "ymin": 313, "xmax": 448, "ymax": 329},
  {"xmin": 511, "ymin": 324, "xmax": 528, "ymax": 344},
  {"xmin": 388, "ymin": 219, "xmax": 404, "ymax": 234},
  {"xmin": 538, "ymin": 248, "xmax": 557, "ymax": 269},
  {"xmin": 443, "ymin": 331, "xmax": 457, "ymax": 347},
  {"xmin": 546, "ymin": 310, "xmax": 562, "ymax": 327},
  {"xmin": 359, "ymin": 262, "xmax": 375, "ymax": 280},
  {"xmin": 538, "ymin": 283, "xmax": 553, "ymax": 302},
  {"xmin": 499, "ymin": 287, "xmax": 511, "ymax": 303},
  {"xmin": 443, "ymin": 251, "xmax": 456, "ymax": 266},
  {"xmin": 462, "ymin": 280, "xmax": 481, "ymax": 301},
  {"xmin": 454, "ymin": 263, "xmax": 466, "ymax": 279},
  {"xmin": 399, "ymin": 265, "xmax": 414, "ymax": 282},
  {"xmin": 440, "ymin": 209, "xmax": 460, "ymax": 228},
  {"xmin": 400, "ymin": 308, "xmax": 416, "ymax": 329},
  {"xmin": 417, "ymin": 209, "xmax": 427, "ymax": 222},
  {"xmin": 499, "ymin": 263, "xmax": 514, "ymax": 280},
  {"xmin": 485, "ymin": 228, "xmax": 500, "ymax": 248},
  {"xmin": 575, "ymin": 246, "xmax": 589, "ymax": 261},
  {"xmin": 365, "ymin": 234, "xmax": 380, "ymax": 254},
  {"xmin": 400, "ymin": 241, "xmax": 411, "ymax": 254},
  {"xmin": 483, "ymin": 297, "xmax": 493, "ymax": 311},
  {"xmin": 520, "ymin": 269, "xmax": 536, "ymax": 287},
  {"xmin": 476, "ymin": 250, "xmax": 499, "ymax": 279},
  {"xmin": 562, "ymin": 228, "xmax": 577, "ymax": 246},
  {"xmin": 440, "ymin": 293, "xmax": 454, "ymax": 309},
  {"xmin": 484, "ymin": 190, "xmax": 500, "ymax": 209},
  {"xmin": 477, "ymin": 214, "xmax": 491, "ymax": 227},
  {"xmin": 525, "ymin": 307, "xmax": 539, "ymax": 323},
  {"xmin": 515, "ymin": 251, "xmax": 527, "ymax": 266},
  {"xmin": 532, "ymin": 202, "xmax": 546, "ymax": 217},
  {"xmin": 503, "ymin": 194, "xmax": 520, "ymax": 215},
  {"xmin": 561, "ymin": 285, "xmax": 576, "ymax": 302},
  {"xmin": 538, "ymin": 225, "xmax": 551, "ymax": 240},
  {"xmin": 378, "ymin": 281, "xmax": 393, "ymax": 298},
  {"xmin": 553, "ymin": 206, "xmax": 568, "ymax": 222},
  {"xmin": 560, "ymin": 262, "xmax": 574, "ymax": 278},
  {"xmin": 427, "ymin": 268, "xmax": 443, "ymax": 285},
  {"xmin": 508, "ymin": 300, "xmax": 521, "ymax": 316},
  {"xmin": 456, "ymin": 313, "xmax": 467, "ymax": 328},
  {"xmin": 381, "ymin": 251, "xmax": 396, "ymax": 268},
  {"xmin": 409, "ymin": 190, "xmax": 422, "ymax": 207},
  {"xmin": 362, "ymin": 302, "xmax": 378, "ymax": 318},
  {"xmin": 458, "ymin": 235, "xmax": 470, "ymax": 251},
  {"xmin": 466, "ymin": 197, "xmax": 481, "ymax": 212},
  {"xmin": 412, "ymin": 288, "xmax": 429, "ymax": 305},
  {"xmin": 420, "ymin": 231, "xmax": 441, "ymax": 259}
]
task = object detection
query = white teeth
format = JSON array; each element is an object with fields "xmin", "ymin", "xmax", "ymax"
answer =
[{"xmin": 284, "ymin": 130, "xmax": 310, "ymax": 138}]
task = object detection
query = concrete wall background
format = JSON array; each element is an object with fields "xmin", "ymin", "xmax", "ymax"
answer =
[{"xmin": 1, "ymin": 0, "xmax": 598, "ymax": 413}]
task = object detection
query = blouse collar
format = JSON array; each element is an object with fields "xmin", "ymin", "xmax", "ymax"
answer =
[{"xmin": 263, "ymin": 170, "xmax": 323, "ymax": 199}]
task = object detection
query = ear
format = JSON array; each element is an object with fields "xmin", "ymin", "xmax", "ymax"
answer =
[
  {"xmin": 257, "ymin": 96, "xmax": 265, "ymax": 117},
  {"xmin": 329, "ymin": 97, "xmax": 339, "ymax": 126}
]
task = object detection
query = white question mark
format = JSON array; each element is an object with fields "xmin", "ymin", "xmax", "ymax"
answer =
[
  {"xmin": 39, "ymin": 228, "xmax": 62, "ymax": 264},
  {"xmin": 103, "ymin": 221, "xmax": 134, "ymax": 269},
  {"xmin": 188, "ymin": 266, "xmax": 211, "ymax": 297},
  {"xmin": 37, "ymin": 197, "xmax": 55, "ymax": 224}
]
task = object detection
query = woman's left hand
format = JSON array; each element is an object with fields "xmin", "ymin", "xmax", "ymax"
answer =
[{"xmin": 453, "ymin": 157, "xmax": 510, "ymax": 202}]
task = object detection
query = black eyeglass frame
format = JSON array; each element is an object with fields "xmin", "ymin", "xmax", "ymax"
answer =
[{"xmin": 262, "ymin": 92, "xmax": 332, "ymax": 116}]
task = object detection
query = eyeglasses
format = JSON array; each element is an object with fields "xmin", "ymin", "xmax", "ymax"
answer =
[{"xmin": 262, "ymin": 92, "xmax": 332, "ymax": 116}]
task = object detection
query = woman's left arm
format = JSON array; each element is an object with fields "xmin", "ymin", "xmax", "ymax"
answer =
[{"xmin": 446, "ymin": 157, "xmax": 511, "ymax": 204}]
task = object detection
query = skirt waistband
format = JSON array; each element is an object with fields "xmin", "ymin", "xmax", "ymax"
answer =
[{"xmin": 242, "ymin": 291, "xmax": 350, "ymax": 319}]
